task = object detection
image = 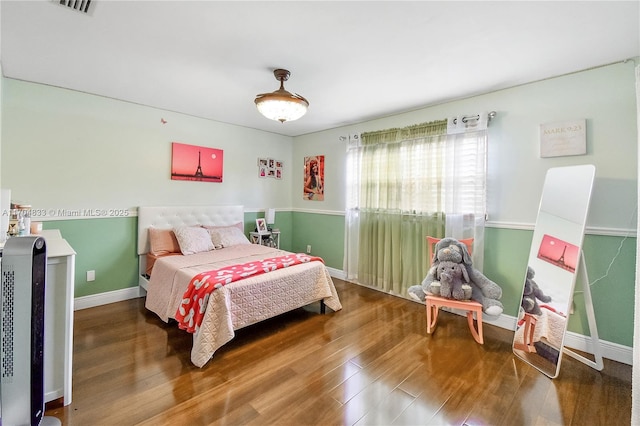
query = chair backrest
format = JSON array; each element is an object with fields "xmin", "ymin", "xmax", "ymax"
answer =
[{"xmin": 426, "ymin": 236, "xmax": 474, "ymax": 266}]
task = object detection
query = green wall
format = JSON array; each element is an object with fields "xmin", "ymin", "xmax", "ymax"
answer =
[
  {"xmin": 291, "ymin": 212, "xmax": 344, "ymax": 269},
  {"xmin": 244, "ymin": 210, "xmax": 294, "ymax": 252},
  {"xmin": 44, "ymin": 217, "xmax": 138, "ymax": 298},
  {"xmin": 483, "ymin": 227, "xmax": 533, "ymax": 317},
  {"xmin": 575, "ymin": 234, "xmax": 636, "ymax": 346}
]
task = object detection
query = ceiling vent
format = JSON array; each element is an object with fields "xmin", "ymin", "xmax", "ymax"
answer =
[{"xmin": 53, "ymin": 0, "xmax": 93, "ymax": 15}]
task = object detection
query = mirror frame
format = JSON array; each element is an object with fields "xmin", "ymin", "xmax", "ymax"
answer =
[{"xmin": 512, "ymin": 164, "xmax": 596, "ymax": 378}]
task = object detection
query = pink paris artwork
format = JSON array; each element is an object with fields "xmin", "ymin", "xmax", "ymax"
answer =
[{"xmin": 171, "ymin": 142, "xmax": 223, "ymax": 182}]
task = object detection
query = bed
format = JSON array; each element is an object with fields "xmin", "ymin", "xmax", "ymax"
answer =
[{"xmin": 137, "ymin": 205, "xmax": 342, "ymax": 367}]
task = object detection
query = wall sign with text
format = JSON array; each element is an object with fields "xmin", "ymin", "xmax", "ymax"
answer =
[{"xmin": 539, "ymin": 119, "xmax": 586, "ymax": 158}]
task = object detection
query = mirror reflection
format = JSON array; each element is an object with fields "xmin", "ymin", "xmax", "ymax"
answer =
[{"xmin": 513, "ymin": 165, "xmax": 595, "ymax": 378}]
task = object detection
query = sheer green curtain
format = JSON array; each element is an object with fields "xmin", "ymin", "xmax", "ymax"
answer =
[
  {"xmin": 345, "ymin": 120, "xmax": 448, "ymax": 296},
  {"xmin": 344, "ymin": 117, "xmax": 488, "ymax": 297}
]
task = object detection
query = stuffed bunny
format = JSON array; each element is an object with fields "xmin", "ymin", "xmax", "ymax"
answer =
[
  {"xmin": 408, "ymin": 237, "xmax": 503, "ymax": 316},
  {"xmin": 432, "ymin": 260, "xmax": 472, "ymax": 300},
  {"xmin": 521, "ymin": 266, "xmax": 552, "ymax": 315},
  {"xmin": 410, "ymin": 243, "xmax": 464, "ymax": 299}
]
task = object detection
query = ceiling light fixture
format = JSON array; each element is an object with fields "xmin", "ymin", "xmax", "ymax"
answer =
[{"xmin": 255, "ymin": 69, "xmax": 309, "ymax": 123}]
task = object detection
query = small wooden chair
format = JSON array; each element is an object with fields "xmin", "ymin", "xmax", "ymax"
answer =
[
  {"xmin": 425, "ymin": 236, "xmax": 484, "ymax": 344},
  {"xmin": 513, "ymin": 313, "xmax": 538, "ymax": 352}
]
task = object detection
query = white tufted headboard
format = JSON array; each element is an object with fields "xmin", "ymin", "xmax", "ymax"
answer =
[{"xmin": 137, "ymin": 205, "xmax": 244, "ymax": 255}]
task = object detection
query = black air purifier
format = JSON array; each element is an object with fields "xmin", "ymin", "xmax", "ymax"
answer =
[{"xmin": 1, "ymin": 236, "xmax": 60, "ymax": 426}]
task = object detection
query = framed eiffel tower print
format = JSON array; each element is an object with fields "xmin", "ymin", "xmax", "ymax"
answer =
[{"xmin": 171, "ymin": 142, "xmax": 223, "ymax": 182}]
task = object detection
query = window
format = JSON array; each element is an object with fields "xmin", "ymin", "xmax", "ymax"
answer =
[{"xmin": 345, "ymin": 118, "xmax": 488, "ymax": 297}]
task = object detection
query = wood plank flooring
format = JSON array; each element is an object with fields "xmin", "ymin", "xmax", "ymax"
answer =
[{"xmin": 45, "ymin": 279, "xmax": 631, "ymax": 425}]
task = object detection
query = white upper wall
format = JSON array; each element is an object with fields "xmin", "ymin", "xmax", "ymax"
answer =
[
  {"xmin": 292, "ymin": 61, "xmax": 638, "ymax": 232},
  {"xmin": 1, "ymin": 79, "xmax": 294, "ymax": 214}
]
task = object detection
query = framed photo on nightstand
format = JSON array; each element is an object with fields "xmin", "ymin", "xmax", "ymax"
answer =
[{"xmin": 256, "ymin": 218, "xmax": 268, "ymax": 234}]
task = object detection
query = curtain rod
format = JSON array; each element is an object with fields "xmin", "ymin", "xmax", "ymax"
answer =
[
  {"xmin": 339, "ymin": 111, "xmax": 497, "ymax": 141},
  {"xmin": 453, "ymin": 111, "xmax": 497, "ymax": 125}
]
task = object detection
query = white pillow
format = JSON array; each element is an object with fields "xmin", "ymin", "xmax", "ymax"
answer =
[
  {"xmin": 209, "ymin": 226, "xmax": 251, "ymax": 247},
  {"xmin": 173, "ymin": 226, "xmax": 214, "ymax": 255}
]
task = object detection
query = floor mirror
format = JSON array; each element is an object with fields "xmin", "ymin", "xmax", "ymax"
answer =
[{"xmin": 512, "ymin": 164, "xmax": 603, "ymax": 378}]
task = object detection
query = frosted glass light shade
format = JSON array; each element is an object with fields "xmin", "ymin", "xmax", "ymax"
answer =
[
  {"xmin": 265, "ymin": 208, "xmax": 276, "ymax": 225},
  {"xmin": 256, "ymin": 97, "xmax": 308, "ymax": 123}
]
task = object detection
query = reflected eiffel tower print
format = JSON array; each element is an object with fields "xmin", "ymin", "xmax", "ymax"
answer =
[
  {"xmin": 537, "ymin": 234, "xmax": 577, "ymax": 273},
  {"xmin": 556, "ymin": 245, "xmax": 567, "ymax": 266}
]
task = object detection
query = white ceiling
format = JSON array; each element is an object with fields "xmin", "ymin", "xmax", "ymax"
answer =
[{"xmin": 1, "ymin": 1, "xmax": 638, "ymax": 137}]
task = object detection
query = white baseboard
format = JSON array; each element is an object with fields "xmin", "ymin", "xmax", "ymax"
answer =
[
  {"xmin": 74, "ymin": 286, "xmax": 143, "ymax": 311},
  {"xmin": 75, "ymin": 273, "xmax": 633, "ymax": 366},
  {"xmin": 326, "ymin": 266, "xmax": 346, "ymax": 280},
  {"xmin": 563, "ymin": 330, "xmax": 632, "ymax": 365}
]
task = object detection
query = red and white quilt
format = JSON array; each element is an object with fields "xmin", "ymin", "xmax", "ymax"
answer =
[{"xmin": 176, "ymin": 253, "xmax": 324, "ymax": 333}]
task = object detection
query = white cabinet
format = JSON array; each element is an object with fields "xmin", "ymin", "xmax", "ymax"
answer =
[{"xmin": 41, "ymin": 231, "xmax": 76, "ymax": 406}]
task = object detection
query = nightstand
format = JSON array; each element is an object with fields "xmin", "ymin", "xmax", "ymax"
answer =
[{"xmin": 249, "ymin": 230, "xmax": 280, "ymax": 249}]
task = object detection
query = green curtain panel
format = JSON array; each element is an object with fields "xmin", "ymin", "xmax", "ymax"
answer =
[{"xmin": 357, "ymin": 210, "xmax": 444, "ymax": 295}]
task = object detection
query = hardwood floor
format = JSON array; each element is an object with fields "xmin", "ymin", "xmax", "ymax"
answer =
[{"xmin": 45, "ymin": 279, "xmax": 631, "ymax": 425}]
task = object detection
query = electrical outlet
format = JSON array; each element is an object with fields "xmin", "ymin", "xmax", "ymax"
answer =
[
  {"xmin": 87, "ymin": 270, "xmax": 95, "ymax": 282},
  {"xmin": 306, "ymin": 245, "xmax": 311, "ymax": 254}
]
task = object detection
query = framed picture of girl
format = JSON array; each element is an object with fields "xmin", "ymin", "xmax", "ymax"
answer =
[
  {"xmin": 303, "ymin": 155, "xmax": 324, "ymax": 201},
  {"xmin": 256, "ymin": 218, "xmax": 268, "ymax": 234}
]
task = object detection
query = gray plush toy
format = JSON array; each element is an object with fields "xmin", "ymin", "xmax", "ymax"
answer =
[
  {"xmin": 521, "ymin": 266, "xmax": 552, "ymax": 315},
  {"xmin": 408, "ymin": 237, "xmax": 504, "ymax": 316},
  {"xmin": 409, "ymin": 242, "xmax": 464, "ymax": 300},
  {"xmin": 430, "ymin": 260, "xmax": 472, "ymax": 300}
]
